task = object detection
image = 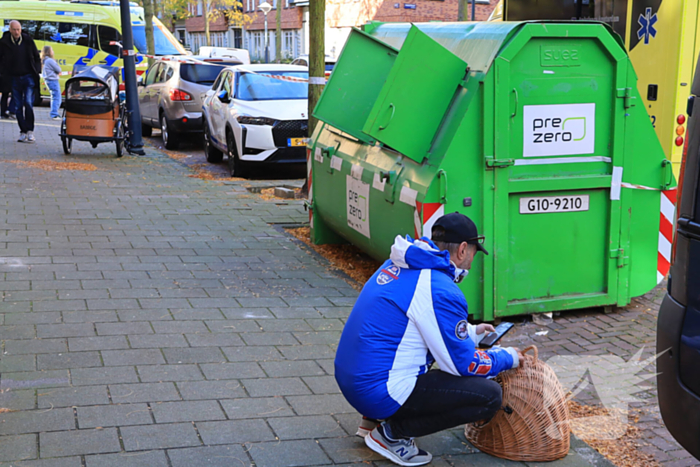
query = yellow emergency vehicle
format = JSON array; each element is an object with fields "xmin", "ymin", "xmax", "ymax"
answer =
[
  {"xmin": 0, "ymin": 0, "xmax": 187, "ymax": 99},
  {"xmin": 489, "ymin": 0, "xmax": 700, "ymax": 175}
]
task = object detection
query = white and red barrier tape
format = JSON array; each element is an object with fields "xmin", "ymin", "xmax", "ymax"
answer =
[
  {"xmin": 658, "ymin": 188, "xmax": 677, "ymax": 283},
  {"xmin": 55, "ymin": 55, "xmax": 327, "ymax": 84},
  {"xmin": 620, "ymin": 182, "xmax": 677, "ymax": 283}
]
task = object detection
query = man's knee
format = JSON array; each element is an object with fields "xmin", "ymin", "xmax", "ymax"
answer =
[{"xmin": 482, "ymin": 379, "xmax": 503, "ymax": 417}]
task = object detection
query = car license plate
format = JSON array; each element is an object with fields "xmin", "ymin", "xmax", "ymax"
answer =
[
  {"xmin": 288, "ymin": 137, "xmax": 308, "ymax": 147},
  {"xmin": 519, "ymin": 195, "xmax": 590, "ymax": 214}
]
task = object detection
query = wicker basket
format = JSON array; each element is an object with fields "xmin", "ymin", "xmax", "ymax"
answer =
[{"xmin": 464, "ymin": 345, "xmax": 571, "ymax": 462}]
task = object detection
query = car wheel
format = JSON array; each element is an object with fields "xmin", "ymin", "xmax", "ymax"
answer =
[
  {"xmin": 204, "ymin": 121, "xmax": 223, "ymax": 163},
  {"xmin": 141, "ymin": 123, "xmax": 152, "ymax": 137},
  {"xmin": 227, "ymin": 129, "xmax": 248, "ymax": 178},
  {"xmin": 160, "ymin": 113, "xmax": 179, "ymax": 150}
]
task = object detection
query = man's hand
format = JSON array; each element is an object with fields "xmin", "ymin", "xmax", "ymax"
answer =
[
  {"xmin": 475, "ymin": 323, "xmax": 496, "ymax": 335},
  {"xmin": 511, "ymin": 347, "xmax": 525, "ymax": 362}
]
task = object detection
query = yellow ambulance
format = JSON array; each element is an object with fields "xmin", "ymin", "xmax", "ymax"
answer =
[
  {"xmin": 0, "ymin": 0, "xmax": 187, "ymax": 99},
  {"xmin": 490, "ymin": 0, "xmax": 700, "ymax": 175}
]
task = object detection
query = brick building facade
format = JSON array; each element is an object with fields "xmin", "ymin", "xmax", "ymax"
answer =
[{"xmin": 184, "ymin": 0, "xmax": 499, "ymax": 59}]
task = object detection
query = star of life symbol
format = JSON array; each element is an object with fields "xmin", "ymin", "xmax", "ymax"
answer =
[
  {"xmin": 543, "ymin": 347, "xmax": 666, "ymax": 440},
  {"xmin": 637, "ymin": 7, "xmax": 658, "ymax": 45}
]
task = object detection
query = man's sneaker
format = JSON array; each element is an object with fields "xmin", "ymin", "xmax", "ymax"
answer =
[
  {"xmin": 26, "ymin": 131, "xmax": 35, "ymax": 143},
  {"xmin": 356, "ymin": 417, "xmax": 380, "ymax": 438},
  {"xmin": 17, "ymin": 132, "xmax": 26, "ymax": 142},
  {"xmin": 51, "ymin": 116, "xmax": 61, "ymax": 120},
  {"xmin": 364, "ymin": 424, "xmax": 432, "ymax": 466}
]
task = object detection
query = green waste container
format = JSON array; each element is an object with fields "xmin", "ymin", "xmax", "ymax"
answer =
[{"xmin": 307, "ymin": 21, "xmax": 677, "ymax": 321}]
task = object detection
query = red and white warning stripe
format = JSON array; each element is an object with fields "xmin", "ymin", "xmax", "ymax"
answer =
[
  {"xmin": 658, "ymin": 188, "xmax": 677, "ymax": 283},
  {"xmin": 259, "ymin": 74, "xmax": 309, "ymax": 83}
]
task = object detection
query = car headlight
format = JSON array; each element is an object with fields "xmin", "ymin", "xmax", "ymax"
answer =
[{"xmin": 237, "ymin": 116, "xmax": 277, "ymax": 126}]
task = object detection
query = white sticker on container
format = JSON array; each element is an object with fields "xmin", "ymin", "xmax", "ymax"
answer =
[
  {"xmin": 314, "ymin": 147, "xmax": 323, "ymax": 163},
  {"xmin": 399, "ymin": 186, "xmax": 418, "ymax": 206},
  {"xmin": 330, "ymin": 156, "xmax": 343, "ymax": 171},
  {"xmin": 351, "ymin": 164, "xmax": 364, "ymax": 180},
  {"xmin": 373, "ymin": 173, "xmax": 386, "ymax": 192},
  {"xmin": 347, "ymin": 175, "xmax": 371, "ymax": 238},
  {"xmin": 611, "ymin": 166, "xmax": 623, "ymax": 201},
  {"xmin": 523, "ymin": 103, "xmax": 595, "ymax": 157}
]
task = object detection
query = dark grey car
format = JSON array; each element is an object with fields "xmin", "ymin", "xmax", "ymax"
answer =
[
  {"xmin": 138, "ymin": 57, "xmax": 237, "ymax": 149},
  {"xmin": 657, "ymin": 51, "xmax": 700, "ymax": 462}
]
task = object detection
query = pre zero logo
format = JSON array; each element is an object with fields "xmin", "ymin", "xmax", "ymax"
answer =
[{"xmin": 523, "ymin": 103, "xmax": 595, "ymax": 157}]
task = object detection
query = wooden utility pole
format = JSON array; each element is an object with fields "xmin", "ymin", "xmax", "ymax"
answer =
[
  {"xmin": 143, "ymin": 0, "xmax": 156, "ymax": 64},
  {"xmin": 308, "ymin": 0, "xmax": 324, "ymax": 135},
  {"xmin": 275, "ymin": 0, "xmax": 282, "ymax": 62}
]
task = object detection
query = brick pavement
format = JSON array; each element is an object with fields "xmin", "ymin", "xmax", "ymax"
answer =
[{"xmin": 0, "ymin": 106, "xmax": 677, "ymax": 466}]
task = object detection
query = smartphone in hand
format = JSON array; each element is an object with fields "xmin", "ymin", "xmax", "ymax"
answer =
[{"xmin": 479, "ymin": 322, "xmax": 514, "ymax": 348}]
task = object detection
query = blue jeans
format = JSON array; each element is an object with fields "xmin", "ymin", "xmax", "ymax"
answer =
[
  {"xmin": 47, "ymin": 79, "xmax": 61, "ymax": 118},
  {"xmin": 11, "ymin": 74, "xmax": 35, "ymax": 133}
]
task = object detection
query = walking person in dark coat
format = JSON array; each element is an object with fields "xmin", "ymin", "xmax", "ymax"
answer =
[{"xmin": 0, "ymin": 20, "xmax": 41, "ymax": 143}]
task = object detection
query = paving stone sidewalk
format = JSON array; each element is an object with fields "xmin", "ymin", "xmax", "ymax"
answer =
[{"xmin": 0, "ymin": 107, "xmax": 683, "ymax": 466}]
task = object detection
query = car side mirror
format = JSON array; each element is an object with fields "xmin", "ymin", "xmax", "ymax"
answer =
[{"xmin": 217, "ymin": 90, "xmax": 230, "ymax": 103}]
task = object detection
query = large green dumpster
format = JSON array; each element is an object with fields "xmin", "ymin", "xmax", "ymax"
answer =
[{"xmin": 307, "ymin": 21, "xmax": 677, "ymax": 321}]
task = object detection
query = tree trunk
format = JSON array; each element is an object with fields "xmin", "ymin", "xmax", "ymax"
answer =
[
  {"xmin": 457, "ymin": 0, "xmax": 468, "ymax": 21},
  {"xmin": 308, "ymin": 0, "xmax": 324, "ymax": 134},
  {"xmin": 143, "ymin": 0, "xmax": 156, "ymax": 65},
  {"xmin": 275, "ymin": 0, "xmax": 282, "ymax": 62},
  {"xmin": 205, "ymin": 0, "xmax": 211, "ymax": 47},
  {"xmin": 302, "ymin": 0, "xmax": 324, "ymax": 197}
]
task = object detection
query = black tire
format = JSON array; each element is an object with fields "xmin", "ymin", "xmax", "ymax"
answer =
[
  {"xmin": 203, "ymin": 121, "xmax": 223, "ymax": 163},
  {"xmin": 62, "ymin": 137, "xmax": 72, "ymax": 155},
  {"xmin": 227, "ymin": 129, "xmax": 247, "ymax": 178},
  {"xmin": 160, "ymin": 113, "xmax": 179, "ymax": 150},
  {"xmin": 141, "ymin": 123, "xmax": 152, "ymax": 137}
]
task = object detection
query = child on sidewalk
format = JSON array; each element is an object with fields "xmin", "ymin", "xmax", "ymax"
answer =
[{"xmin": 41, "ymin": 45, "xmax": 62, "ymax": 120}]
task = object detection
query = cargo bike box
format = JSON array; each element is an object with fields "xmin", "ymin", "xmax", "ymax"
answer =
[{"xmin": 59, "ymin": 65, "xmax": 127, "ymax": 157}]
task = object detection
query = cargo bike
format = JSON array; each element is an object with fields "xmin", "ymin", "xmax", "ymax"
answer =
[{"xmin": 59, "ymin": 66, "xmax": 128, "ymax": 157}]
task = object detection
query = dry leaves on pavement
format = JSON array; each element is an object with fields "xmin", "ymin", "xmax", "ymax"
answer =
[
  {"xmin": 3, "ymin": 159, "xmax": 97, "ymax": 171},
  {"xmin": 287, "ymin": 227, "xmax": 380, "ymax": 290},
  {"xmin": 568, "ymin": 400, "xmax": 660, "ymax": 467}
]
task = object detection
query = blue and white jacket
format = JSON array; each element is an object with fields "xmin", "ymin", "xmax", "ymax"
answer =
[{"xmin": 334, "ymin": 235, "xmax": 519, "ymax": 420}]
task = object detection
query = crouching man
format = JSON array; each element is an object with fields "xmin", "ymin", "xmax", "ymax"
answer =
[{"xmin": 334, "ymin": 213, "xmax": 523, "ymax": 466}]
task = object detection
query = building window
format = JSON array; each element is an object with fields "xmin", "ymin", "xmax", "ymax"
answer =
[
  {"xmin": 283, "ymin": 30, "xmax": 295, "ymax": 60},
  {"xmin": 231, "ymin": 28, "xmax": 242, "ymax": 48},
  {"xmin": 197, "ymin": 0, "xmax": 203, "ymax": 16}
]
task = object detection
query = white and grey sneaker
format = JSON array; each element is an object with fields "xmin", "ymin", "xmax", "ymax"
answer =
[
  {"xmin": 26, "ymin": 131, "xmax": 35, "ymax": 143},
  {"xmin": 364, "ymin": 424, "xmax": 432, "ymax": 466},
  {"xmin": 17, "ymin": 132, "xmax": 26, "ymax": 142}
]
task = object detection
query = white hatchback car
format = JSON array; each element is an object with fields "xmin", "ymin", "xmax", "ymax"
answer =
[{"xmin": 201, "ymin": 64, "xmax": 309, "ymax": 177}]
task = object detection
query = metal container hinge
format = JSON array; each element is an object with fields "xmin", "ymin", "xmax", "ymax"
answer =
[
  {"xmin": 617, "ymin": 87, "xmax": 636, "ymax": 109},
  {"xmin": 610, "ymin": 248, "xmax": 628, "ymax": 268},
  {"xmin": 486, "ymin": 158, "xmax": 514, "ymax": 168}
]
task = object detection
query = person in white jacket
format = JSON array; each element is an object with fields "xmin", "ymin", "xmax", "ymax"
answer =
[{"xmin": 41, "ymin": 45, "xmax": 62, "ymax": 120}]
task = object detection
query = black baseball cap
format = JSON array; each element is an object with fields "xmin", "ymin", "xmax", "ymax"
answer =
[{"xmin": 431, "ymin": 212, "xmax": 489, "ymax": 255}]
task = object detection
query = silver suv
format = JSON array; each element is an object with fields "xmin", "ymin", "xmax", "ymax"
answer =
[{"xmin": 138, "ymin": 57, "xmax": 239, "ymax": 149}]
